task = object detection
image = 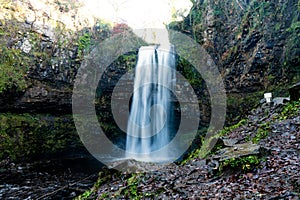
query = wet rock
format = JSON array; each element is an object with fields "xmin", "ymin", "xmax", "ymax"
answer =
[
  {"xmin": 243, "ymin": 32, "xmax": 262, "ymax": 51},
  {"xmin": 194, "ymin": 159, "xmax": 206, "ymax": 168},
  {"xmin": 0, "ymin": 81, "xmax": 73, "ymax": 113},
  {"xmin": 289, "ymin": 82, "xmax": 300, "ymax": 101},
  {"xmin": 220, "ymin": 137, "xmax": 238, "ymax": 147},
  {"xmin": 260, "ymin": 98, "xmax": 266, "ymax": 104},
  {"xmin": 272, "ymin": 97, "xmax": 290, "ymax": 106},
  {"xmin": 107, "ymin": 159, "xmax": 163, "ymax": 173},
  {"xmin": 212, "ymin": 142, "xmax": 261, "ymax": 161}
]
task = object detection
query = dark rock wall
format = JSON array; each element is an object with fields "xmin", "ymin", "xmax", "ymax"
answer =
[
  {"xmin": 2, "ymin": 0, "xmax": 299, "ymax": 116},
  {"xmin": 171, "ymin": 0, "xmax": 300, "ymax": 93},
  {"xmin": 0, "ymin": 0, "xmax": 111, "ymax": 113},
  {"xmin": 0, "ymin": 0, "xmax": 299, "ymax": 161}
]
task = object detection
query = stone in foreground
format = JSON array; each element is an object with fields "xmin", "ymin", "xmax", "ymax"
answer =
[{"xmin": 212, "ymin": 142, "xmax": 261, "ymax": 161}]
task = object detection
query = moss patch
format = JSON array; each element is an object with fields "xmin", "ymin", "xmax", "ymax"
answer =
[
  {"xmin": 219, "ymin": 155, "xmax": 261, "ymax": 172},
  {"xmin": 0, "ymin": 113, "xmax": 81, "ymax": 161}
]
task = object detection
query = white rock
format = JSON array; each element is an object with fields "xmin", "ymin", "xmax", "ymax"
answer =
[{"xmin": 20, "ymin": 39, "xmax": 32, "ymax": 53}]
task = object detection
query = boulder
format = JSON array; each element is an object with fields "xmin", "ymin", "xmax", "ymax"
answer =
[
  {"xmin": 220, "ymin": 137, "xmax": 238, "ymax": 147},
  {"xmin": 272, "ymin": 97, "xmax": 290, "ymax": 106},
  {"xmin": 107, "ymin": 159, "xmax": 164, "ymax": 173},
  {"xmin": 212, "ymin": 142, "xmax": 261, "ymax": 161}
]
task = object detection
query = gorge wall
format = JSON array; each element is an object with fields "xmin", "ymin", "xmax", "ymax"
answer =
[
  {"xmin": 0, "ymin": 0, "xmax": 112, "ymax": 160},
  {"xmin": 0, "ymin": 0, "xmax": 112, "ymax": 113},
  {"xmin": 170, "ymin": 0, "xmax": 300, "ymax": 121},
  {"xmin": 1, "ymin": 0, "xmax": 299, "ymax": 115},
  {"xmin": 171, "ymin": 0, "xmax": 299, "ymax": 91},
  {"xmin": 0, "ymin": 0, "xmax": 299, "ymax": 159}
]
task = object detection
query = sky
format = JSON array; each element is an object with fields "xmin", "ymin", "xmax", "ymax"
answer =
[{"xmin": 82, "ymin": 0, "xmax": 193, "ymax": 29}]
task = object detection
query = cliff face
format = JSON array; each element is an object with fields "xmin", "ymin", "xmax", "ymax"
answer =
[
  {"xmin": 0, "ymin": 0, "xmax": 114, "ymax": 160},
  {"xmin": 0, "ymin": 0, "xmax": 111, "ymax": 113},
  {"xmin": 171, "ymin": 0, "xmax": 300, "ymax": 93},
  {"xmin": 0, "ymin": 0, "xmax": 299, "ymax": 116},
  {"xmin": 0, "ymin": 0, "xmax": 298, "ymax": 162}
]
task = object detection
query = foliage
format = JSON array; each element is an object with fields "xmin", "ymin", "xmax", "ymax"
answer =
[
  {"xmin": 123, "ymin": 174, "xmax": 141, "ymax": 198},
  {"xmin": 0, "ymin": 113, "xmax": 80, "ymax": 161},
  {"xmin": 0, "ymin": 16, "xmax": 112, "ymax": 93},
  {"xmin": 240, "ymin": 0, "xmax": 272, "ymax": 32},
  {"xmin": 0, "ymin": 20, "xmax": 44, "ymax": 93},
  {"xmin": 226, "ymin": 91, "xmax": 265, "ymax": 124},
  {"xmin": 117, "ymin": 52, "xmax": 138, "ymax": 71},
  {"xmin": 176, "ymin": 56, "xmax": 204, "ymax": 87},
  {"xmin": 180, "ymin": 144, "xmax": 202, "ymax": 165},
  {"xmin": 190, "ymin": 5, "xmax": 204, "ymax": 43},
  {"xmin": 77, "ymin": 190, "xmax": 93, "ymax": 199},
  {"xmin": 252, "ymin": 122, "xmax": 270, "ymax": 144},
  {"xmin": 219, "ymin": 155, "xmax": 260, "ymax": 172},
  {"xmin": 0, "ymin": 47, "xmax": 29, "ymax": 93},
  {"xmin": 212, "ymin": 4, "xmax": 223, "ymax": 17},
  {"xmin": 112, "ymin": 23, "xmax": 130, "ymax": 35},
  {"xmin": 190, "ymin": 8, "xmax": 203, "ymax": 26},
  {"xmin": 168, "ymin": 1, "xmax": 205, "ymax": 43},
  {"xmin": 77, "ymin": 32, "xmax": 92, "ymax": 57},
  {"xmin": 204, "ymin": 119, "xmax": 247, "ymax": 156},
  {"xmin": 78, "ymin": 171, "xmax": 159, "ymax": 199},
  {"xmin": 54, "ymin": 0, "xmax": 81, "ymax": 12},
  {"xmin": 0, "ymin": 21, "xmax": 39, "ymax": 88},
  {"xmin": 287, "ymin": 21, "xmax": 300, "ymax": 34},
  {"xmin": 219, "ymin": 119, "xmax": 247, "ymax": 136},
  {"xmin": 283, "ymin": 2, "xmax": 300, "ymax": 79},
  {"xmin": 279, "ymin": 98, "xmax": 300, "ymax": 120},
  {"xmin": 118, "ymin": 173, "xmax": 158, "ymax": 199},
  {"xmin": 180, "ymin": 118, "xmax": 247, "ymax": 164},
  {"xmin": 76, "ymin": 169, "xmax": 119, "ymax": 200},
  {"xmin": 93, "ymin": 20, "xmax": 111, "ymax": 41},
  {"xmin": 77, "ymin": 21, "xmax": 112, "ymax": 58}
]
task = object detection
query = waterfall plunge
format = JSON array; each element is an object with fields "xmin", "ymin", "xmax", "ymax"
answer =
[{"xmin": 126, "ymin": 45, "xmax": 176, "ymax": 162}]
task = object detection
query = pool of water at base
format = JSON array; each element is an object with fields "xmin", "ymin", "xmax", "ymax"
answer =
[{"xmin": 0, "ymin": 155, "xmax": 104, "ymax": 200}]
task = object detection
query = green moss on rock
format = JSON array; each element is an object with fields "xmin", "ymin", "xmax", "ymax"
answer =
[
  {"xmin": 0, "ymin": 113, "xmax": 81, "ymax": 161},
  {"xmin": 0, "ymin": 47, "xmax": 30, "ymax": 93}
]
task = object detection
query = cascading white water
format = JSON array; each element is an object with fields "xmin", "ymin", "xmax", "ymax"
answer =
[{"xmin": 126, "ymin": 45, "xmax": 176, "ymax": 162}]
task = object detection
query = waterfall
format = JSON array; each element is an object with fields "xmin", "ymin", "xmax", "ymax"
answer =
[{"xmin": 126, "ymin": 45, "xmax": 176, "ymax": 162}]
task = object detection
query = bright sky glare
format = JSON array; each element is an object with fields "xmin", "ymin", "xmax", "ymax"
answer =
[{"xmin": 83, "ymin": 0, "xmax": 193, "ymax": 29}]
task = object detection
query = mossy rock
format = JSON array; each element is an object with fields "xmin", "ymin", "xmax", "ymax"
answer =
[{"xmin": 0, "ymin": 113, "xmax": 82, "ymax": 161}]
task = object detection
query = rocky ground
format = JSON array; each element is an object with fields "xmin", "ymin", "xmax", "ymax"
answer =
[
  {"xmin": 0, "ymin": 101, "xmax": 298, "ymax": 200},
  {"xmin": 81, "ymin": 99, "xmax": 300, "ymax": 199}
]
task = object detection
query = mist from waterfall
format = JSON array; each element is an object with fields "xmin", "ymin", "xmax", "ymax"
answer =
[{"xmin": 126, "ymin": 45, "xmax": 176, "ymax": 162}]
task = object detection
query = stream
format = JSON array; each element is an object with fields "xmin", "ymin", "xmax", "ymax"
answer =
[{"xmin": 0, "ymin": 153, "xmax": 103, "ymax": 199}]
